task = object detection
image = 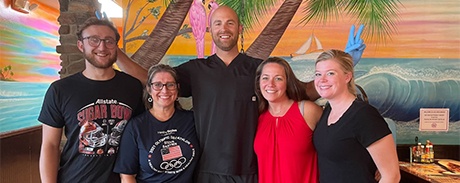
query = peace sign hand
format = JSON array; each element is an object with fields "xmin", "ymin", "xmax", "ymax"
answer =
[{"xmin": 344, "ymin": 25, "xmax": 366, "ymax": 66}]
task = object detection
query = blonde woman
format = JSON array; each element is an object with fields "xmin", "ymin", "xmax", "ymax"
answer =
[{"xmin": 313, "ymin": 50, "xmax": 400, "ymax": 183}]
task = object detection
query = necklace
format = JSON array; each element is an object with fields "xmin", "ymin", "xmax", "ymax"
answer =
[{"xmin": 269, "ymin": 100, "xmax": 294, "ymax": 117}]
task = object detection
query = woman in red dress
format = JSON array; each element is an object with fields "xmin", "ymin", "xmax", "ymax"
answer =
[{"xmin": 254, "ymin": 57, "xmax": 323, "ymax": 183}]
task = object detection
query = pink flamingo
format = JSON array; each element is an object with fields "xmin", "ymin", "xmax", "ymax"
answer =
[
  {"xmin": 208, "ymin": 0, "xmax": 219, "ymax": 55},
  {"xmin": 189, "ymin": 0, "xmax": 207, "ymax": 58}
]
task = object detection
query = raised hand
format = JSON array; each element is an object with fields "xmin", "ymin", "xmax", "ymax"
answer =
[
  {"xmin": 95, "ymin": 10, "xmax": 110, "ymax": 22},
  {"xmin": 344, "ymin": 25, "xmax": 366, "ymax": 66}
]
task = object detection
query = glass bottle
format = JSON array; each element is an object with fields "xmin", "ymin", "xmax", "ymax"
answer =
[
  {"xmin": 415, "ymin": 142, "xmax": 422, "ymax": 163},
  {"xmin": 426, "ymin": 140, "xmax": 434, "ymax": 163}
]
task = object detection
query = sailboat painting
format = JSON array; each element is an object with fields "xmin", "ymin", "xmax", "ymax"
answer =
[{"xmin": 290, "ymin": 34, "xmax": 324, "ymax": 61}]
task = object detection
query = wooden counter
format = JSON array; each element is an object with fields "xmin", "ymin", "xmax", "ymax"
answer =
[
  {"xmin": 399, "ymin": 159, "xmax": 460, "ymax": 183},
  {"xmin": 1, "ymin": 126, "xmax": 42, "ymax": 183}
]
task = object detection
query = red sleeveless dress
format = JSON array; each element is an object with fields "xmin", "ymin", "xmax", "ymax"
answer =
[{"xmin": 254, "ymin": 101, "xmax": 318, "ymax": 183}]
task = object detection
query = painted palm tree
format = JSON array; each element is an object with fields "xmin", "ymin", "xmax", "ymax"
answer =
[
  {"xmin": 126, "ymin": 0, "xmax": 278, "ymax": 69},
  {"xmin": 123, "ymin": 0, "xmax": 193, "ymax": 69},
  {"xmin": 246, "ymin": 0, "xmax": 400, "ymax": 60},
  {"xmin": 128, "ymin": 0, "xmax": 400, "ymax": 68}
]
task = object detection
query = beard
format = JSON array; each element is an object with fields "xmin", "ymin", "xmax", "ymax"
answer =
[
  {"xmin": 212, "ymin": 33, "xmax": 238, "ymax": 51},
  {"xmin": 83, "ymin": 47, "xmax": 116, "ymax": 69}
]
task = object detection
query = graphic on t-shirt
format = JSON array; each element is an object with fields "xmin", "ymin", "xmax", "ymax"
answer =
[
  {"xmin": 79, "ymin": 120, "xmax": 107, "ymax": 150},
  {"xmin": 108, "ymin": 120, "xmax": 127, "ymax": 146},
  {"xmin": 161, "ymin": 145, "xmax": 183, "ymax": 161},
  {"xmin": 77, "ymin": 99, "xmax": 132, "ymax": 156},
  {"xmin": 148, "ymin": 130, "xmax": 196, "ymax": 174}
]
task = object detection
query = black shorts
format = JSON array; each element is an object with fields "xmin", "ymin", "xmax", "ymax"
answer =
[{"xmin": 194, "ymin": 172, "xmax": 258, "ymax": 183}]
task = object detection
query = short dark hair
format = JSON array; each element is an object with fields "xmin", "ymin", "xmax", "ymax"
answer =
[{"xmin": 76, "ymin": 17, "xmax": 120, "ymax": 42}]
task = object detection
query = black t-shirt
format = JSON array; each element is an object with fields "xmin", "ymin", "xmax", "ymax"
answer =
[
  {"xmin": 175, "ymin": 54, "xmax": 262, "ymax": 175},
  {"xmin": 313, "ymin": 100, "xmax": 391, "ymax": 183},
  {"xmin": 38, "ymin": 71, "xmax": 145, "ymax": 183},
  {"xmin": 114, "ymin": 110, "xmax": 199, "ymax": 183}
]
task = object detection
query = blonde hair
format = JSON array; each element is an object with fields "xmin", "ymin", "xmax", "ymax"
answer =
[{"xmin": 315, "ymin": 49, "xmax": 357, "ymax": 96}]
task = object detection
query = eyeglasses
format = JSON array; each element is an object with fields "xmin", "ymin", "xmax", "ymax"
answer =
[
  {"xmin": 151, "ymin": 82, "xmax": 177, "ymax": 91},
  {"xmin": 82, "ymin": 36, "xmax": 117, "ymax": 48}
]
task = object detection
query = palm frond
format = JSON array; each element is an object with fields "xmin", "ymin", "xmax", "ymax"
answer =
[
  {"xmin": 300, "ymin": 0, "xmax": 340, "ymax": 25},
  {"xmin": 301, "ymin": 0, "xmax": 401, "ymax": 43},
  {"xmin": 343, "ymin": 0, "xmax": 401, "ymax": 42},
  {"xmin": 217, "ymin": 0, "xmax": 279, "ymax": 30}
]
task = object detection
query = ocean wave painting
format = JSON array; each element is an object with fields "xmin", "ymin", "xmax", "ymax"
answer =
[
  {"xmin": 1, "ymin": 57, "xmax": 459, "ymax": 144},
  {"xmin": 286, "ymin": 57, "xmax": 460, "ymax": 144},
  {"xmin": 287, "ymin": 58, "xmax": 460, "ymax": 121},
  {"xmin": 0, "ymin": 81, "xmax": 49, "ymax": 133},
  {"xmin": 357, "ymin": 59, "xmax": 460, "ymax": 121},
  {"xmin": 358, "ymin": 70, "xmax": 460, "ymax": 121}
]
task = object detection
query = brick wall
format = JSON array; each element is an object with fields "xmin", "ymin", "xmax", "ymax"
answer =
[
  {"xmin": 57, "ymin": 0, "xmax": 101, "ymax": 78},
  {"xmin": 0, "ymin": 2, "xmax": 103, "ymax": 182}
]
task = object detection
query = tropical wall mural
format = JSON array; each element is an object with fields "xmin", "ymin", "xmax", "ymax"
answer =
[
  {"xmin": 0, "ymin": 0, "xmax": 60, "ymax": 134},
  {"xmin": 0, "ymin": 0, "xmax": 458, "ymax": 145},
  {"xmin": 120, "ymin": 0, "xmax": 460, "ymax": 145}
]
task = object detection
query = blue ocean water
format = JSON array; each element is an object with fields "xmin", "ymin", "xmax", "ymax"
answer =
[
  {"xmin": 1, "ymin": 57, "xmax": 459, "ymax": 144},
  {"xmin": 0, "ymin": 81, "xmax": 49, "ymax": 133},
  {"xmin": 288, "ymin": 57, "xmax": 460, "ymax": 144},
  {"xmin": 284, "ymin": 58, "xmax": 460, "ymax": 120}
]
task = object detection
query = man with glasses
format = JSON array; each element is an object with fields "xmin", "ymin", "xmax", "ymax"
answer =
[{"xmin": 38, "ymin": 17, "xmax": 144, "ymax": 183}]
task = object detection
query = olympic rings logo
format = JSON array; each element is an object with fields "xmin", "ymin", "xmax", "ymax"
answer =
[{"xmin": 159, "ymin": 157, "xmax": 187, "ymax": 170}]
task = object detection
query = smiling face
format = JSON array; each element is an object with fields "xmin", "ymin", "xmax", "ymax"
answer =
[
  {"xmin": 77, "ymin": 25, "xmax": 118, "ymax": 69},
  {"xmin": 209, "ymin": 6, "xmax": 241, "ymax": 52},
  {"xmin": 148, "ymin": 72, "xmax": 178, "ymax": 109},
  {"xmin": 259, "ymin": 63, "xmax": 289, "ymax": 103},
  {"xmin": 314, "ymin": 59, "xmax": 352, "ymax": 100}
]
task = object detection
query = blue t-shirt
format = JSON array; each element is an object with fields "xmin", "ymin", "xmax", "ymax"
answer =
[{"xmin": 114, "ymin": 109, "xmax": 199, "ymax": 183}]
